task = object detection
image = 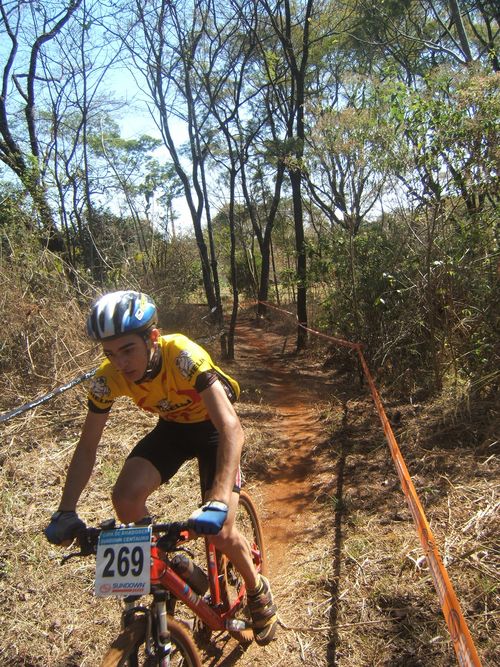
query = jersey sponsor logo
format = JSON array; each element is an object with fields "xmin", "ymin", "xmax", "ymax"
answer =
[
  {"xmin": 155, "ymin": 397, "xmax": 193, "ymax": 414},
  {"xmin": 89, "ymin": 376, "xmax": 111, "ymax": 402},
  {"xmin": 156, "ymin": 399, "xmax": 175, "ymax": 412},
  {"xmin": 175, "ymin": 350, "xmax": 203, "ymax": 381}
]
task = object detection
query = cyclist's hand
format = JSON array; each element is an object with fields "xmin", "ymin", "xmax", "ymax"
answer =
[
  {"xmin": 44, "ymin": 510, "xmax": 85, "ymax": 546},
  {"xmin": 188, "ymin": 501, "xmax": 228, "ymax": 535}
]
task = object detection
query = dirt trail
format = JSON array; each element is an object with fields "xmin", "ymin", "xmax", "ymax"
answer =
[
  {"xmin": 200, "ymin": 316, "xmax": 340, "ymax": 666},
  {"xmin": 236, "ymin": 320, "xmax": 327, "ymax": 576},
  {"xmin": 228, "ymin": 317, "xmax": 499, "ymax": 667}
]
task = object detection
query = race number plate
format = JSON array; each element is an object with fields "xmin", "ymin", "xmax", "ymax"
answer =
[{"xmin": 95, "ymin": 526, "xmax": 151, "ymax": 597}]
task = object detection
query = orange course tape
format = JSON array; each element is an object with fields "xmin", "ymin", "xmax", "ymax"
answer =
[
  {"xmin": 257, "ymin": 301, "xmax": 482, "ymax": 667},
  {"xmin": 357, "ymin": 349, "xmax": 482, "ymax": 667}
]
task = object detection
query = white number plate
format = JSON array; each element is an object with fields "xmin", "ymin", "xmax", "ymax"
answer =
[{"xmin": 95, "ymin": 526, "xmax": 151, "ymax": 597}]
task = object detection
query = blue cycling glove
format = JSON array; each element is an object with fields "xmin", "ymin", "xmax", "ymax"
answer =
[
  {"xmin": 44, "ymin": 510, "xmax": 85, "ymax": 545},
  {"xmin": 188, "ymin": 501, "xmax": 228, "ymax": 535}
]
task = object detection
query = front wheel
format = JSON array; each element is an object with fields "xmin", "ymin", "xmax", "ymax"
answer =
[{"xmin": 101, "ymin": 614, "xmax": 202, "ymax": 667}]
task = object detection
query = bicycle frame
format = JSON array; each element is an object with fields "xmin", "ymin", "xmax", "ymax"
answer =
[
  {"xmin": 60, "ymin": 493, "xmax": 266, "ymax": 664},
  {"xmin": 150, "ymin": 539, "xmax": 247, "ymax": 632}
]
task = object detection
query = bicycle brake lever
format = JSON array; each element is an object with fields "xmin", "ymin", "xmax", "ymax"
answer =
[{"xmin": 60, "ymin": 551, "xmax": 82, "ymax": 565}]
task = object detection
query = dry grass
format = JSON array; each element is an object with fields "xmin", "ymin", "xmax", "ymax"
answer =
[{"xmin": 0, "ymin": 268, "xmax": 498, "ymax": 666}]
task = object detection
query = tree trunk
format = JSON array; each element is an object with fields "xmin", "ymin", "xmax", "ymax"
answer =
[
  {"xmin": 447, "ymin": 0, "xmax": 473, "ymax": 63},
  {"xmin": 227, "ymin": 168, "xmax": 239, "ymax": 360},
  {"xmin": 290, "ymin": 168, "xmax": 308, "ymax": 350}
]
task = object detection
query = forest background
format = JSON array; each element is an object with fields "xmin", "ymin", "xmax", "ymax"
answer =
[
  {"xmin": 1, "ymin": 0, "xmax": 498, "ymax": 396},
  {"xmin": 0, "ymin": 1, "xmax": 498, "ymax": 664}
]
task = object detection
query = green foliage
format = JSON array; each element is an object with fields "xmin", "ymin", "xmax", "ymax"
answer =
[
  {"xmin": 230, "ymin": 250, "xmax": 261, "ymax": 297},
  {"xmin": 0, "ymin": 184, "xmax": 33, "ymax": 236},
  {"xmin": 308, "ymin": 200, "xmax": 498, "ymax": 397},
  {"xmin": 147, "ymin": 234, "xmax": 203, "ymax": 308},
  {"xmin": 298, "ymin": 65, "xmax": 498, "ymax": 398},
  {"xmin": 386, "ymin": 66, "xmax": 499, "ymax": 212}
]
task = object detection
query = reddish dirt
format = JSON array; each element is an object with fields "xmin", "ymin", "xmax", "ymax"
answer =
[
  {"xmin": 199, "ymin": 314, "xmax": 392, "ymax": 666},
  {"xmin": 195, "ymin": 316, "xmax": 345, "ymax": 666},
  {"xmin": 236, "ymin": 320, "xmax": 328, "ymax": 577}
]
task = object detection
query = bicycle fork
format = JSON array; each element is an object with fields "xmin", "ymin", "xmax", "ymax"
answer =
[
  {"xmin": 153, "ymin": 590, "xmax": 173, "ymax": 666},
  {"xmin": 123, "ymin": 590, "xmax": 173, "ymax": 666}
]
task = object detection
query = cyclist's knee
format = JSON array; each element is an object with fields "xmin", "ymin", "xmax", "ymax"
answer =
[
  {"xmin": 111, "ymin": 493, "xmax": 132, "ymax": 522},
  {"xmin": 112, "ymin": 487, "xmax": 143, "ymax": 523},
  {"xmin": 208, "ymin": 523, "xmax": 237, "ymax": 549},
  {"xmin": 112, "ymin": 458, "xmax": 160, "ymax": 523}
]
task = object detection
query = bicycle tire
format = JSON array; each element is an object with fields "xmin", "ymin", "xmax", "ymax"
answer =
[
  {"xmin": 219, "ymin": 489, "xmax": 267, "ymax": 643},
  {"xmin": 238, "ymin": 490, "xmax": 267, "ymax": 577},
  {"xmin": 101, "ymin": 614, "xmax": 201, "ymax": 667}
]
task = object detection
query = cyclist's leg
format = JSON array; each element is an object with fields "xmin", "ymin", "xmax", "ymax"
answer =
[
  {"xmin": 112, "ymin": 419, "xmax": 196, "ymax": 523},
  {"xmin": 112, "ymin": 457, "xmax": 161, "ymax": 523},
  {"xmin": 207, "ymin": 490, "xmax": 259, "ymax": 589},
  {"xmin": 206, "ymin": 490, "xmax": 278, "ymax": 645},
  {"xmin": 221, "ymin": 505, "xmax": 278, "ymax": 647},
  {"xmin": 198, "ymin": 431, "xmax": 277, "ymax": 644},
  {"xmin": 197, "ymin": 434, "xmax": 259, "ymax": 588}
]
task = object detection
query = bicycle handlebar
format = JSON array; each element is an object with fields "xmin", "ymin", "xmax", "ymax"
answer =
[{"xmin": 61, "ymin": 519, "xmax": 191, "ymax": 564}]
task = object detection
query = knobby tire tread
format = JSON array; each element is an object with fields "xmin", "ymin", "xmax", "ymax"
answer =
[
  {"xmin": 100, "ymin": 615, "xmax": 201, "ymax": 667},
  {"xmin": 161, "ymin": 617, "xmax": 201, "ymax": 667},
  {"xmin": 100, "ymin": 617, "xmax": 146, "ymax": 667}
]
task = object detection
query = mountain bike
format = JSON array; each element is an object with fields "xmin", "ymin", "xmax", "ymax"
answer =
[{"xmin": 62, "ymin": 490, "xmax": 266, "ymax": 666}]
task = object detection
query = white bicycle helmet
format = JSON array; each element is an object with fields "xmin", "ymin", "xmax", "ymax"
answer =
[{"xmin": 87, "ymin": 291, "xmax": 157, "ymax": 341}]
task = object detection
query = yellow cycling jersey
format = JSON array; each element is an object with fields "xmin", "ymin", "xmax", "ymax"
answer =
[{"xmin": 87, "ymin": 333, "xmax": 240, "ymax": 423}]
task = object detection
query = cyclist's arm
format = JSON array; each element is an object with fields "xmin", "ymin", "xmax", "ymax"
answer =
[
  {"xmin": 58, "ymin": 410, "xmax": 109, "ymax": 511},
  {"xmin": 200, "ymin": 380, "xmax": 244, "ymax": 507}
]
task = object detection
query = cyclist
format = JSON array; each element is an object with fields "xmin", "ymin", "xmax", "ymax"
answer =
[{"xmin": 44, "ymin": 290, "xmax": 277, "ymax": 646}]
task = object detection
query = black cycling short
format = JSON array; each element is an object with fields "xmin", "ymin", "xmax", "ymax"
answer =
[{"xmin": 127, "ymin": 418, "xmax": 241, "ymax": 496}]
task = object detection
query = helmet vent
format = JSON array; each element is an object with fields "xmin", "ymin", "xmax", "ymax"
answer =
[{"xmin": 87, "ymin": 291, "xmax": 157, "ymax": 341}]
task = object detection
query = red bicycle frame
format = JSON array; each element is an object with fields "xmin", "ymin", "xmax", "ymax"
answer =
[{"xmin": 149, "ymin": 539, "xmax": 247, "ymax": 632}]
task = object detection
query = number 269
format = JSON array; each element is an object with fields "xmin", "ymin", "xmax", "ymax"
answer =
[{"xmin": 102, "ymin": 546, "xmax": 144, "ymax": 577}]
